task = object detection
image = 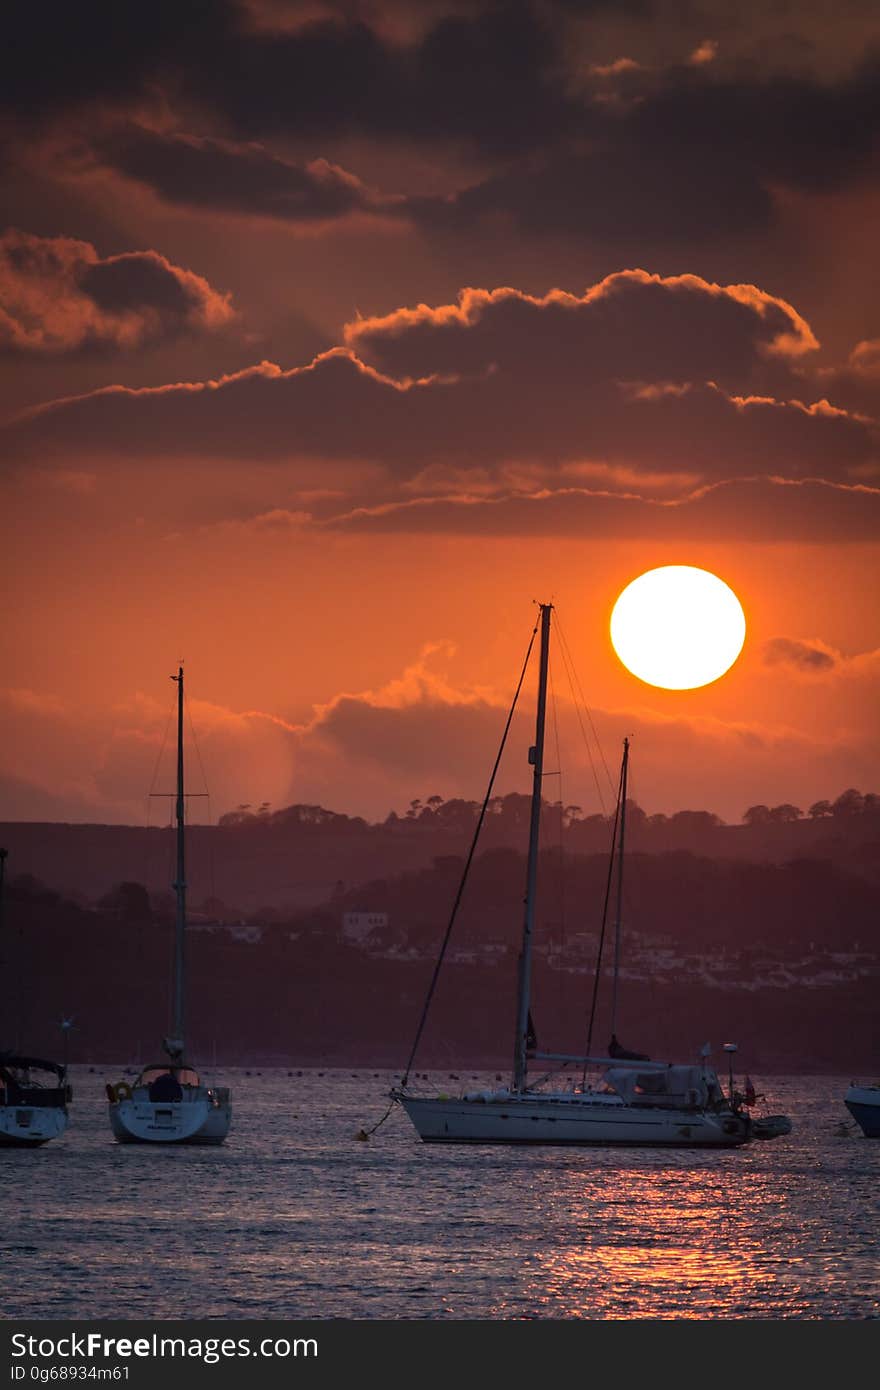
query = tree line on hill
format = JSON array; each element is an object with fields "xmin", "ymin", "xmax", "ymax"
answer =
[
  {"xmin": 212, "ymin": 784, "xmax": 880, "ymax": 883},
  {"xmin": 1, "ymin": 784, "xmax": 877, "ymax": 920},
  {"xmin": 220, "ymin": 785, "xmax": 880, "ymax": 832}
]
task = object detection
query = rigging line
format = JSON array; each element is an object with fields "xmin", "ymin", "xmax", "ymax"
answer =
[
  {"xmin": 548, "ymin": 652, "xmax": 566, "ymax": 1017},
  {"xmin": 398, "ymin": 613, "xmax": 540, "ymax": 1092},
  {"xmin": 624, "ymin": 751, "xmax": 662, "ymax": 1049},
  {"xmin": 528, "ymin": 1062, "xmax": 573, "ymax": 1090},
  {"xmin": 207, "ymin": 793, "xmax": 216, "ymax": 908},
  {"xmin": 145, "ymin": 694, "xmax": 176, "ymax": 829},
  {"xmin": 556, "ymin": 613, "xmax": 615, "ymax": 799},
  {"xmin": 554, "ymin": 613, "xmax": 616, "ymax": 801},
  {"xmin": 355, "ymin": 1094, "xmax": 396, "ymax": 1140},
  {"xmin": 184, "ymin": 690, "xmax": 215, "ymax": 906},
  {"xmin": 582, "ymin": 754, "xmax": 625, "ymax": 1085},
  {"xmin": 185, "ymin": 689, "xmax": 211, "ymax": 808},
  {"xmin": 166, "ymin": 798, "xmax": 175, "ymax": 1036},
  {"xmin": 552, "ymin": 620, "xmax": 609, "ymax": 816},
  {"xmin": 553, "ymin": 625, "xmax": 600, "ymax": 811}
]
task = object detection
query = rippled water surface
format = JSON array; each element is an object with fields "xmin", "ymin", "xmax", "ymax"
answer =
[{"xmin": 3, "ymin": 1069, "xmax": 878, "ymax": 1319}]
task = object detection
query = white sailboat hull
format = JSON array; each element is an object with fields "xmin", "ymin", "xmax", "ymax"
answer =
[
  {"xmin": 0, "ymin": 1103, "xmax": 68, "ymax": 1147},
  {"xmin": 845, "ymin": 1084, "xmax": 880, "ymax": 1138},
  {"xmin": 109, "ymin": 1092, "xmax": 231, "ymax": 1145},
  {"xmin": 399, "ymin": 1091, "xmax": 751, "ymax": 1147}
]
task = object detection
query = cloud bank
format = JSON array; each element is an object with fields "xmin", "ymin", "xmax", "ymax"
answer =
[
  {"xmin": 4, "ymin": 268, "xmax": 877, "ymax": 545},
  {"xmin": 0, "ymin": 229, "xmax": 234, "ymax": 355}
]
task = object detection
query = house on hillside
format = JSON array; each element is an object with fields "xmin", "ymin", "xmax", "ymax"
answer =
[{"xmin": 342, "ymin": 910, "xmax": 389, "ymax": 943}]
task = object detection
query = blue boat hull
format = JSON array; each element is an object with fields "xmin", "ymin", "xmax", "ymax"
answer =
[{"xmin": 845, "ymin": 1091, "xmax": 880, "ymax": 1137}]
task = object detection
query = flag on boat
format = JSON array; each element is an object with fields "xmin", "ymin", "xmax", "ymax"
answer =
[
  {"xmin": 744, "ymin": 1076, "xmax": 757, "ymax": 1106},
  {"xmin": 526, "ymin": 1011, "xmax": 537, "ymax": 1055}
]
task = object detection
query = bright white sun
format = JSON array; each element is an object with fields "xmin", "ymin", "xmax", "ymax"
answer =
[{"xmin": 610, "ymin": 565, "xmax": 746, "ymax": 690}]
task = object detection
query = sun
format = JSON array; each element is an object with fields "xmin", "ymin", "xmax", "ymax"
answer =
[{"xmin": 610, "ymin": 565, "xmax": 746, "ymax": 690}]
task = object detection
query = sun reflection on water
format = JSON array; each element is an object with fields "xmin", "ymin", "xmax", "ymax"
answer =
[
  {"xmin": 509, "ymin": 1161, "xmax": 796, "ymax": 1318},
  {"xmin": 5, "ymin": 1071, "xmax": 878, "ymax": 1319}
]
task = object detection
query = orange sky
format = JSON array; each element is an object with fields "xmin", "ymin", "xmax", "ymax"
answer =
[{"xmin": 2, "ymin": 1, "xmax": 879, "ymax": 826}]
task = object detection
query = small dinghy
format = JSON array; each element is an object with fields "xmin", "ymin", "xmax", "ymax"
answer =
[{"xmin": 751, "ymin": 1114, "xmax": 792, "ymax": 1140}]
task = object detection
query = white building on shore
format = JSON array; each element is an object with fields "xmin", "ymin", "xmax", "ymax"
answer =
[{"xmin": 342, "ymin": 911, "xmax": 389, "ymax": 943}]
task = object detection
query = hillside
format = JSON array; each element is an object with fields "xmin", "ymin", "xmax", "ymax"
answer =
[
  {"xmin": 3, "ymin": 844, "xmax": 877, "ymax": 1073},
  {"xmin": 1, "ymin": 788, "xmax": 878, "ymax": 914}
]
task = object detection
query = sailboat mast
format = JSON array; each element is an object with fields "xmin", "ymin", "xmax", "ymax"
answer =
[
  {"xmin": 0, "ymin": 847, "xmax": 7, "ymax": 1049},
  {"xmin": 513, "ymin": 602, "xmax": 551, "ymax": 1093},
  {"xmin": 610, "ymin": 736, "xmax": 629, "ymax": 1039},
  {"xmin": 171, "ymin": 666, "xmax": 186, "ymax": 1049}
]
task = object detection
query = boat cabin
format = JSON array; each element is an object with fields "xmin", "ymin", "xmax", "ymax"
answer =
[
  {"xmin": 602, "ymin": 1064, "xmax": 726, "ymax": 1110},
  {"xmin": 135, "ymin": 1064, "xmax": 201, "ymax": 1101},
  {"xmin": 0, "ymin": 1053, "xmax": 69, "ymax": 1109}
]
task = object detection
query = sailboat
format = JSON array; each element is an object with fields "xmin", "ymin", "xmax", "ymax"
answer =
[
  {"xmin": 107, "ymin": 668, "xmax": 231, "ymax": 1144},
  {"xmin": 394, "ymin": 603, "xmax": 791, "ymax": 1147},
  {"xmin": 0, "ymin": 848, "xmax": 70, "ymax": 1147},
  {"xmin": 844, "ymin": 1082, "xmax": 880, "ymax": 1137},
  {"xmin": 0, "ymin": 1052, "xmax": 70, "ymax": 1147}
]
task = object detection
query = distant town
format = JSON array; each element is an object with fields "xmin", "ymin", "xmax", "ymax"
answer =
[{"xmin": 2, "ymin": 788, "xmax": 877, "ymax": 1071}]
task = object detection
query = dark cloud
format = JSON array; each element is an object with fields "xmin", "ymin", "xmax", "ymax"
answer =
[
  {"xmin": 9, "ymin": 2, "xmax": 880, "ymax": 245},
  {"xmin": 6, "ymin": 344, "xmax": 872, "ymax": 483},
  {"xmin": 798, "ymin": 340, "xmax": 880, "ymax": 418},
  {"xmin": 633, "ymin": 62, "xmax": 880, "ymax": 199},
  {"xmin": 90, "ymin": 126, "xmax": 394, "ymax": 223},
  {"xmin": 408, "ymin": 142, "xmax": 775, "ymax": 244},
  {"xmin": 407, "ymin": 53, "xmax": 880, "ymax": 241},
  {"xmin": 181, "ymin": 2, "xmax": 579, "ymax": 155},
  {"xmin": 7, "ymin": 2, "xmax": 880, "ymax": 261},
  {"xmin": 312, "ymin": 691, "xmax": 517, "ymax": 783},
  {"xmin": 76, "ymin": 64, "xmax": 880, "ymax": 248},
  {"xmin": 3, "ymin": 2, "xmax": 578, "ymax": 155},
  {"xmin": 345, "ymin": 273, "xmax": 818, "ymax": 388},
  {"xmin": 317, "ymin": 477, "xmax": 880, "ymax": 543},
  {"xmin": 79, "ymin": 254, "xmax": 199, "ymax": 318},
  {"xmin": 401, "ymin": 1, "xmax": 574, "ymax": 152},
  {"xmin": 0, "ymin": 229, "xmax": 234, "ymax": 355},
  {"xmin": 762, "ymin": 637, "xmax": 838, "ymax": 673},
  {"xmin": 0, "ymin": 1, "xmax": 240, "ymax": 123},
  {"xmin": 4, "ymin": 352, "xmax": 402, "ymax": 461},
  {"xmin": 3, "ymin": 272, "xmax": 874, "ymax": 492}
]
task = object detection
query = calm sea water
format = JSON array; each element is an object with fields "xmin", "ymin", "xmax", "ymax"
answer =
[{"xmin": 3, "ymin": 1069, "xmax": 878, "ymax": 1320}]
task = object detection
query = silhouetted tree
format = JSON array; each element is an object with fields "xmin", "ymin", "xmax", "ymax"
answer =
[
  {"xmin": 833, "ymin": 789, "xmax": 864, "ymax": 817},
  {"xmin": 669, "ymin": 810, "xmax": 723, "ymax": 833},
  {"xmin": 201, "ymin": 895, "xmax": 233, "ymax": 921},
  {"xmin": 218, "ymin": 804, "xmax": 255, "ymax": 826},
  {"xmin": 6, "ymin": 873, "xmax": 49, "ymax": 901},
  {"xmin": 435, "ymin": 798, "xmax": 480, "ymax": 830},
  {"xmin": 98, "ymin": 881, "xmax": 151, "ymax": 922}
]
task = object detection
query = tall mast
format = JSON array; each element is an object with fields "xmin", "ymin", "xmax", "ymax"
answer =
[
  {"xmin": 609, "ymin": 736, "xmax": 629, "ymax": 1039},
  {"xmin": 171, "ymin": 666, "xmax": 186, "ymax": 1052},
  {"xmin": 513, "ymin": 602, "xmax": 551, "ymax": 1093},
  {"xmin": 0, "ymin": 847, "xmax": 7, "ymax": 1049}
]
